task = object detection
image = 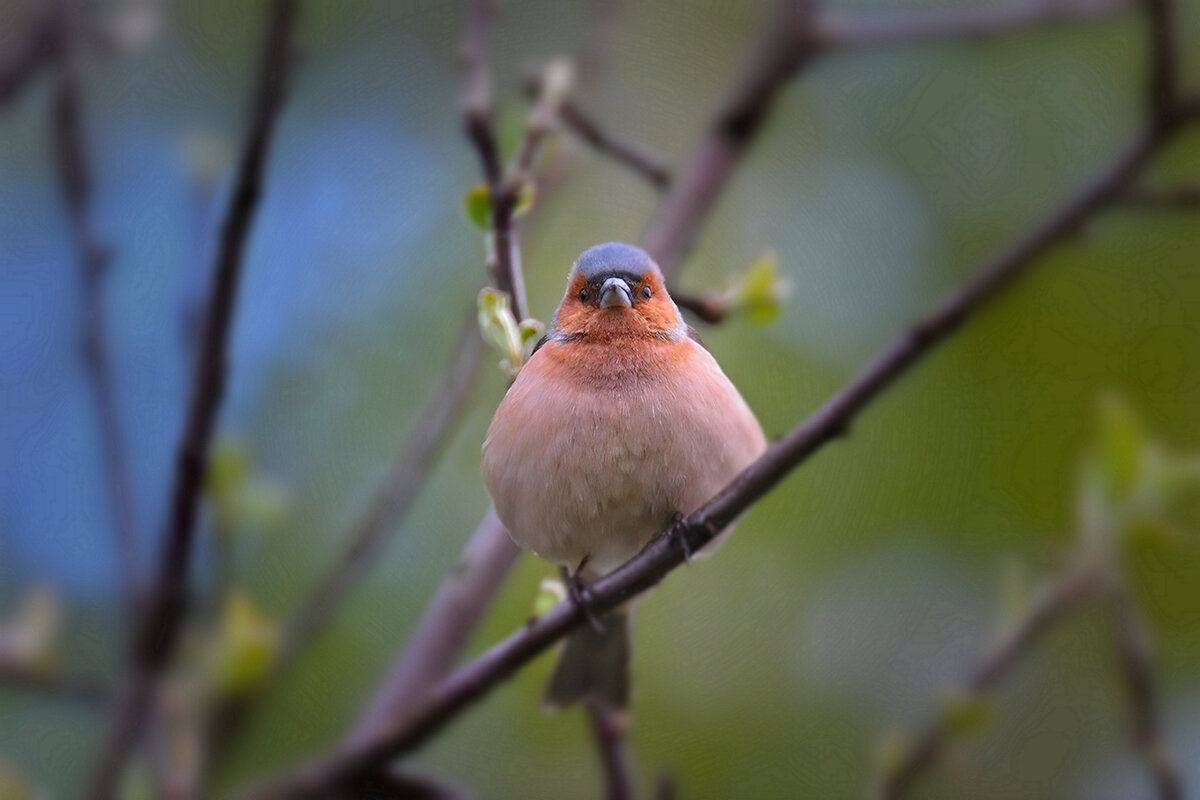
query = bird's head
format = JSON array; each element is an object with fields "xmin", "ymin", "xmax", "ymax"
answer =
[{"xmin": 550, "ymin": 242, "xmax": 685, "ymax": 343}]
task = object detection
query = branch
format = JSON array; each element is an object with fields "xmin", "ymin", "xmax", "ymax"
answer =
[
  {"xmin": 587, "ymin": 700, "xmax": 635, "ymax": 800},
  {"xmin": 1108, "ymin": 583, "xmax": 1184, "ymax": 800},
  {"xmin": 524, "ymin": 72, "xmax": 671, "ymax": 189},
  {"xmin": 278, "ymin": 320, "xmax": 483, "ymax": 664},
  {"xmin": 85, "ymin": 2, "xmax": 299, "ymax": 796},
  {"xmin": 50, "ymin": 0, "xmax": 142, "ymax": 614},
  {"xmin": 871, "ymin": 562, "xmax": 1102, "ymax": 799},
  {"xmin": 0, "ymin": 12, "xmax": 58, "ymax": 106},
  {"xmin": 1119, "ymin": 183, "xmax": 1200, "ymax": 208},
  {"xmin": 257, "ymin": 86, "xmax": 1196, "ymax": 798},
  {"xmin": 205, "ymin": 318, "xmax": 483, "ymax": 766},
  {"xmin": 814, "ymin": 0, "xmax": 1133, "ymax": 50},
  {"xmin": 347, "ymin": 510, "xmax": 519, "ymax": 748},
  {"xmin": 644, "ymin": 0, "xmax": 820, "ymax": 281}
]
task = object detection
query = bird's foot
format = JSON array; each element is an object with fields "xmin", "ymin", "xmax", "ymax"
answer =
[
  {"xmin": 561, "ymin": 562, "xmax": 605, "ymax": 634},
  {"xmin": 666, "ymin": 512, "xmax": 692, "ymax": 563}
]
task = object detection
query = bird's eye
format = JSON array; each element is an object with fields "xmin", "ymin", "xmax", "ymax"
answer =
[
  {"xmin": 578, "ymin": 289, "xmax": 590, "ymax": 303},
  {"xmin": 641, "ymin": 286, "xmax": 652, "ymax": 300}
]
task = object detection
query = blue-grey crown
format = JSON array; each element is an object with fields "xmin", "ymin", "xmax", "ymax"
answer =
[{"xmin": 572, "ymin": 242, "xmax": 659, "ymax": 284}]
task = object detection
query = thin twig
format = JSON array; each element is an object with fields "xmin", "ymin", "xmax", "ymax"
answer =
[
  {"xmin": 587, "ymin": 700, "xmax": 636, "ymax": 800},
  {"xmin": 670, "ymin": 290, "xmax": 729, "ymax": 324},
  {"xmin": 51, "ymin": 0, "xmax": 143, "ymax": 615},
  {"xmin": 204, "ymin": 318, "xmax": 483, "ymax": 767},
  {"xmin": 524, "ymin": 72, "xmax": 671, "ymax": 189},
  {"xmin": 1108, "ymin": 583, "xmax": 1184, "ymax": 800},
  {"xmin": 645, "ymin": 0, "xmax": 819, "ymax": 281},
  {"xmin": 871, "ymin": 562, "xmax": 1102, "ymax": 799},
  {"xmin": 256, "ymin": 87, "xmax": 1200, "ymax": 799},
  {"xmin": 279, "ymin": 320, "xmax": 483, "ymax": 664},
  {"xmin": 84, "ymin": 2, "xmax": 299, "ymax": 797},
  {"xmin": 815, "ymin": 0, "xmax": 1132, "ymax": 50}
]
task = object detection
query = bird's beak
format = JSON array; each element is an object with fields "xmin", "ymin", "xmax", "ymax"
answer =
[{"xmin": 599, "ymin": 277, "xmax": 633, "ymax": 308}]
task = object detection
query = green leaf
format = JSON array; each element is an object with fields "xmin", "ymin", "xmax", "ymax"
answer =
[
  {"xmin": 532, "ymin": 577, "xmax": 566, "ymax": 618},
  {"xmin": 1097, "ymin": 392, "xmax": 1145, "ymax": 502},
  {"xmin": 730, "ymin": 249, "xmax": 789, "ymax": 324},
  {"xmin": 939, "ymin": 691, "xmax": 993, "ymax": 739},
  {"xmin": 464, "ymin": 183, "xmax": 492, "ymax": 230},
  {"xmin": 513, "ymin": 178, "xmax": 536, "ymax": 220},
  {"xmin": 518, "ymin": 318, "xmax": 546, "ymax": 358},
  {"xmin": 208, "ymin": 590, "xmax": 280, "ymax": 696}
]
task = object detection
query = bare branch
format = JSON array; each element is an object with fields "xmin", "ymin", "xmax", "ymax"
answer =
[
  {"xmin": 587, "ymin": 700, "xmax": 635, "ymax": 800},
  {"xmin": 0, "ymin": 12, "xmax": 58, "ymax": 106},
  {"xmin": 85, "ymin": 2, "xmax": 299, "ymax": 796},
  {"xmin": 1119, "ymin": 183, "xmax": 1200, "ymax": 207},
  {"xmin": 347, "ymin": 510, "xmax": 519, "ymax": 748},
  {"xmin": 645, "ymin": 0, "xmax": 819, "ymax": 281},
  {"xmin": 670, "ymin": 290, "xmax": 729, "ymax": 324},
  {"xmin": 815, "ymin": 0, "xmax": 1133, "ymax": 50},
  {"xmin": 524, "ymin": 72, "xmax": 671, "ymax": 189},
  {"xmin": 1142, "ymin": 0, "xmax": 1178, "ymax": 125},
  {"xmin": 1108, "ymin": 584, "xmax": 1184, "ymax": 800},
  {"xmin": 49, "ymin": 0, "xmax": 142, "ymax": 612},
  {"xmin": 278, "ymin": 321, "xmax": 483, "ymax": 665},
  {"xmin": 205, "ymin": 317, "xmax": 483, "ymax": 767},
  {"xmin": 871, "ymin": 563, "xmax": 1102, "ymax": 799}
]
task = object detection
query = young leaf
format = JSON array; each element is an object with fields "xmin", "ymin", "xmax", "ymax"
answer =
[
  {"xmin": 464, "ymin": 183, "xmax": 492, "ymax": 230},
  {"xmin": 208, "ymin": 590, "xmax": 280, "ymax": 696},
  {"xmin": 533, "ymin": 577, "xmax": 567, "ymax": 618},
  {"xmin": 731, "ymin": 249, "xmax": 789, "ymax": 324}
]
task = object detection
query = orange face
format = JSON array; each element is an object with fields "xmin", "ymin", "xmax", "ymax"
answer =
[{"xmin": 551, "ymin": 243, "xmax": 684, "ymax": 344}]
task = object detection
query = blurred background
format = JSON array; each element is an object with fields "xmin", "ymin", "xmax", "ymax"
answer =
[{"xmin": 2, "ymin": 0, "xmax": 1200, "ymax": 797}]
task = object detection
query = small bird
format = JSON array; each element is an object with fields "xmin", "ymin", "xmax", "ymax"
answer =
[{"xmin": 482, "ymin": 242, "xmax": 767, "ymax": 709}]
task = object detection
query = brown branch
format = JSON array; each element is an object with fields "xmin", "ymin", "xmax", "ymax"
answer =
[
  {"xmin": 670, "ymin": 290, "xmax": 729, "ymax": 325},
  {"xmin": 814, "ymin": 0, "xmax": 1133, "ymax": 50},
  {"xmin": 204, "ymin": 317, "xmax": 483, "ymax": 768},
  {"xmin": 645, "ymin": 0, "xmax": 819, "ymax": 281},
  {"xmin": 524, "ymin": 72, "xmax": 671, "ymax": 189},
  {"xmin": 347, "ymin": 509, "xmax": 519, "ymax": 747},
  {"xmin": 279, "ymin": 321, "xmax": 483, "ymax": 664},
  {"xmin": 1108, "ymin": 584, "xmax": 1184, "ymax": 800},
  {"xmin": 255, "ymin": 79, "xmax": 1199, "ymax": 798},
  {"xmin": 871, "ymin": 562, "xmax": 1102, "ymax": 799},
  {"xmin": 587, "ymin": 700, "xmax": 636, "ymax": 800},
  {"xmin": 0, "ymin": 11, "xmax": 58, "ymax": 106},
  {"xmin": 50, "ymin": 0, "xmax": 143, "ymax": 615},
  {"xmin": 84, "ymin": 2, "xmax": 299, "ymax": 797},
  {"xmin": 1119, "ymin": 183, "xmax": 1200, "ymax": 207}
]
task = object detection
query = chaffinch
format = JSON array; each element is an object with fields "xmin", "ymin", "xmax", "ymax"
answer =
[{"xmin": 482, "ymin": 242, "xmax": 767, "ymax": 709}]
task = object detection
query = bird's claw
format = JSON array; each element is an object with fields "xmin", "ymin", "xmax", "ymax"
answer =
[
  {"xmin": 561, "ymin": 565, "xmax": 605, "ymax": 634},
  {"xmin": 666, "ymin": 512, "xmax": 692, "ymax": 563}
]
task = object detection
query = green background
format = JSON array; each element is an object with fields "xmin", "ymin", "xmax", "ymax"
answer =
[{"xmin": 1, "ymin": 0, "xmax": 1199, "ymax": 797}]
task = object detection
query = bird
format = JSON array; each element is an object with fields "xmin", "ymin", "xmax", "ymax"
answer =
[{"xmin": 482, "ymin": 242, "xmax": 767, "ymax": 710}]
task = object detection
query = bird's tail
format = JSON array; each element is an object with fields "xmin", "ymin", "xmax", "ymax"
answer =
[{"xmin": 544, "ymin": 608, "xmax": 630, "ymax": 710}]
